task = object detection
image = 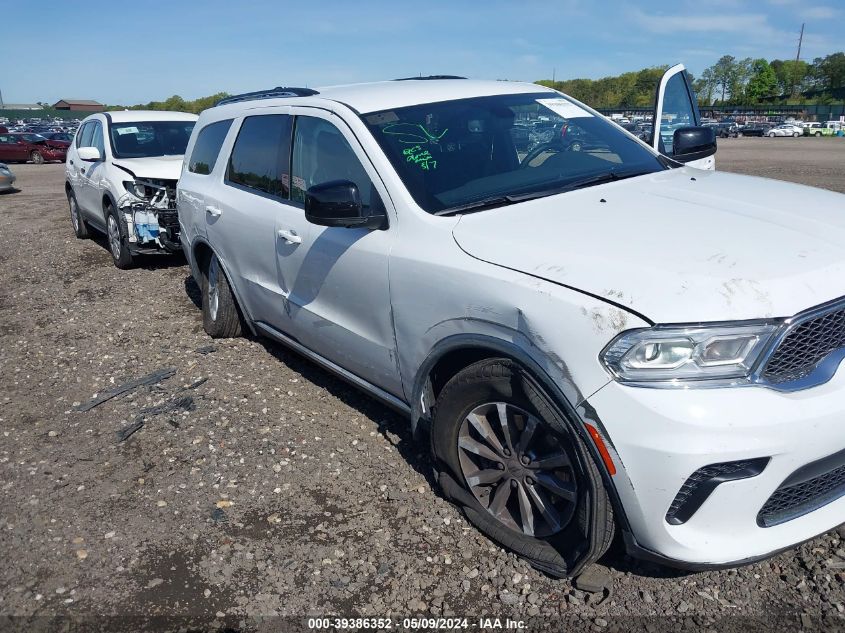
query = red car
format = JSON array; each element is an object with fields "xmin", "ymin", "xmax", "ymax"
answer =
[{"xmin": 0, "ymin": 133, "xmax": 69, "ymax": 164}]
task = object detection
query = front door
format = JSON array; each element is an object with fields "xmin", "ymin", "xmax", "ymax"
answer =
[
  {"xmin": 284, "ymin": 109, "xmax": 401, "ymax": 396},
  {"xmin": 652, "ymin": 64, "xmax": 715, "ymax": 170},
  {"xmin": 77, "ymin": 120, "xmax": 109, "ymax": 225}
]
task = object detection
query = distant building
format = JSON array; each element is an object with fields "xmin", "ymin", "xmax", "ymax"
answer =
[
  {"xmin": 0, "ymin": 103, "xmax": 44, "ymax": 110},
  {"xmin": 53, "ymin": 99, "xmax": 104, "ymax": 112}
]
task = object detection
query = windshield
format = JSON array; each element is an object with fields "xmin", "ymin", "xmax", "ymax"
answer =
[
  {"xmin": 109, "ymin": 121, "xmax": 195, "ymax": 159},
  {"xmin": 363, "ymin": 92, "xmax": 665, "ymax": 214}
]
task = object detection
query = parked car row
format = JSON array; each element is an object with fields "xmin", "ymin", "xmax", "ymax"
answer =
[{"xmin": 61, "ymin": 68, "xmax": 845, "ymax": 579}]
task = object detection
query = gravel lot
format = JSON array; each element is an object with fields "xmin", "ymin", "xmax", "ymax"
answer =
[{"xmin": 1, "ymin": 138, "xmax": 844, "ymax": 632}]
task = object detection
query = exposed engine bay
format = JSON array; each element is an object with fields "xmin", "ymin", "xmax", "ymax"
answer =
[{"xmin": 117, "ymin": 178, "xmax": 181, "ymax": 252}]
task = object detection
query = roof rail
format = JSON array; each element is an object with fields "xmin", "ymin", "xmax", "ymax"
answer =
[
  {"xmin": 214, "ymin": 87, "xmax": 319, "ymax": 107},
  {"xmin": 393, "ymin": 75, "xmax": 467, "ymax": 81}
]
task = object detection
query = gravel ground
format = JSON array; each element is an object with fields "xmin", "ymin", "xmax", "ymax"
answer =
[{"xmin": 1, "ymin": 140, "xmax": 844, "ymax": 632}]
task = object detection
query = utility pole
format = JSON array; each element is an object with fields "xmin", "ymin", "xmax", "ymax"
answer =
[
  {"xmin": 0, "ymin": 88, "xmax": 4, "ymax": 109},
  {"xmin": 795, "ymin": 23, "xmax": 804, "ymax": 63},
  {"xmin": 552, "ymin": 67, "xmax": 556, "ymax": 85}
]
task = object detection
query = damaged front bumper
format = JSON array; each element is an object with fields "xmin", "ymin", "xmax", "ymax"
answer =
[{"xmin": 119, "ymin": 178, "xmax": 181, "ymax": 253}]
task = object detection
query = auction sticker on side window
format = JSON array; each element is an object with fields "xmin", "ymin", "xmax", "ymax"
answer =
[
  {"xmin": 116, "ymin": 127, "xmax": 140, "ymax": 135},
  {"xmin": 536, "ymin": 98, "xmax": 593, "ymax": 119}
]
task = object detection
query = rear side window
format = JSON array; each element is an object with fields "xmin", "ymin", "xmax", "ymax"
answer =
[
  {"xmin": 227, "ymin": 115, "xmax": 292, "ymax": 199},
  {"xmin": 77, "ymin": 122, "xmax": 94, "ymax": 148},
  {"xmin": 189, "ymin": 119, "xmax": 232, "ymax": 175}
]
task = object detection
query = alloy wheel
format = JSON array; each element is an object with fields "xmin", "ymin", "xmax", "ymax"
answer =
[
  {"xmin": 457, "ymin": 402, "xmax": 577, "ymax": 537},
  {"xmin": 107, "ymin": 215, "xmax": 122, "ymax": 259},
  {"xmin": 207, "ymin": 255, "xmax": 220, "ymax": 322},
  {"xmin": 31, "ymin": 151, "xmax": 44, "ymax": 164}
]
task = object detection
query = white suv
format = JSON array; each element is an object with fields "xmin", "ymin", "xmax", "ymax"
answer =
[
  {"xmin": 177, "ymin": 68, "xmax": 845, "ymax": 576},
  {"xmin": 65, "ymin": 110, "xmax": 198, "ymax": 268}
]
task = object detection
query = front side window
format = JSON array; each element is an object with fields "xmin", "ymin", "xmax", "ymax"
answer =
[
  {"xmin": 226, "ymin": 115, "xmax": 292, "ymax": 198},
  {"xmin": 90, "ymin": 122, "xmax": 104, "ymax": 155},
  {"xmin": 76, "ymin": 122, "xmax": 94, "ymax": 148},
  {"xmin": 291, "ymin": 117, "xmax": 374, "ymax": 207},
  {"xmin": 109, "ymin": 121, "xmax": 196, "ymax": 159},
  {"xmin": 189, "ymin": 119, "xmax": 232, "ymax": 175},
  {"xmin": 362, "ymin": 92, "xmax": 665, "ymax": 214}
]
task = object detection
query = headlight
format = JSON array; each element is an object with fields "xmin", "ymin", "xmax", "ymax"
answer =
[
  {"xmin": 122, "ymin": 180, "xmax": 148, "ymax": 199},
  {"xmin": 602, "ymin": 323, "xmax": 780, "ymax": 384}
]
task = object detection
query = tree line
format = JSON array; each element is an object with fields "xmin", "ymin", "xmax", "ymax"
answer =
[
  {"xmin": 104, "ymin": 51, "xmax": 844, "ymax": 114},
  {"xmin": 536, "ymin": 51, "xmax": 845, "ymax": 108}
]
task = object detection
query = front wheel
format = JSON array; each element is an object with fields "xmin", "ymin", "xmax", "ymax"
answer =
[
  {"xmin": 815, "ymin": 132, "xmax": 822, "ymax": 137},
  {"xmin": 30, "ymin": 151, "xmax": 44, "ymax": 164},
  {"xmin": 768, "ymin": 132, "xmax": 776, "ymax": 138},
  {"xmin": 793, "ymin": 132, "xmax": 800, "ymax": 138},
  {"xmin": 431, "ymin": 359, "xmax": 614, "ymax": 577},
  {"xmin": 106, "ymin": 203, "xmax": 134, "ymax": 269},
  {"xmin": 67, "ymin": 189, "xmax": 89, "ymax": 239}
]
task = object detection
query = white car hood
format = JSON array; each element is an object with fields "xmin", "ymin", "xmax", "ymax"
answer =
[
  {"xmin": 452, "ymin": 167, "xmax": 845, "ymax": 324},
  {"xmin": 112, "ymin": 155, "xmax": 183, "ymax": 181}
]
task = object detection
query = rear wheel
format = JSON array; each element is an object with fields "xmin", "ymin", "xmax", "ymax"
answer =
[
  {"xmin": 768, "ymin": 132, "xmax": 776, "ymax": 138},
  {"xmin": 201, "ymin": 253, "xmax": 242, "ymax": 338},
  {"xmin": 431, "ymin": 359, "xmax": 614, "ymax": 577},
  {"xmin": 67, "ymin": 189, "xmax": 89, "ymax": 239},
  {"xmin": 793, "ymin": 132, "xmax": 800, "ymax": 138},
  {"xmin": 105, "ymin": 202, "xmax": 134, "ymax": 269},
  {"xmin": 815, "ymin": 131, "xmax": 822, "ymax": 137},
  {"xmin": 30, "ymin": 150, "xmax": 44, "ymax": 164}
]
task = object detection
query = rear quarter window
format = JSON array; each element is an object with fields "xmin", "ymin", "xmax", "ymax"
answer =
[{"xmin": 188, "ymin": 119, "xmax": 233, "ymax": 175}]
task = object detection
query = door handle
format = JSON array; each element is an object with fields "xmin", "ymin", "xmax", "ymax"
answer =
[
  {"xmin": 277, "ymin": 229, "xmax": 302, "ymax": 244},
  {"xmin": 205, "ymin": 205, "xmax": 222, "ymax": 218}
]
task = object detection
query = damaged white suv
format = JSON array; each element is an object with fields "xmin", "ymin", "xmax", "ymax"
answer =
[
  {"xmin": 179, "ymin": 70, "xmax": 845, "ymax": 577},
  {"xmin": 65, "ymin": 110, "xmax": 197, "ymax": 268}
]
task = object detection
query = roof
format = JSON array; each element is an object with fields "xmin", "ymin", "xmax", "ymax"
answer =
[
  {"xmin": 55, "ymin": 99, "xmax": 103, "ymax": 106},
  {"xmin": 215, "ymin": 79, "xmax": 558, "ymax": 115},
  {"xmin": 320, "ymin": 79, "xmax": 557, "ymax": 113},
  {"xmin": 0, "ymin": 103, "xmax": 44, "ymax": 110},
  {"xmin": 92, "ymin": 110, "xmax": 199, "ymax": 123}
]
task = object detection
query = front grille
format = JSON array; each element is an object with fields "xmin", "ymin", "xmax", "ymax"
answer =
[
  {"xmin": 762, "ymin": 305, "xmax": 845, "ymax": 383},
  {"xmin": 758, "ymin": 455, "xmax": 845, "ymax": 527},
  {"xmin": 666, "ymin": 458, "xmax": 768, "ymax": 525}
]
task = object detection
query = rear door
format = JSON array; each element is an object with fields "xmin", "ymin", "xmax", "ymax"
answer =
[
  {"xmin": 652, "ymin": 64, "xmax": 715, "ymax": 170},
  {"xmin": 207, "ymin": 110, "xmax": 309, "ymax": 328},
  {"xmin": 0, "ymin": 134, "xmax": 26, "ymax": 162}
]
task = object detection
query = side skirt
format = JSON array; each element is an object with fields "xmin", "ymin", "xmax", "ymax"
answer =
[{"xmin": 254, "ymin": 321, "xmax": 411, "ymax": 417}]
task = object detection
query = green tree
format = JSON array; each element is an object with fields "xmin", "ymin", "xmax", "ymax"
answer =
[
  {"xmin": 745, "ymin": 59, "xmax": 778, "ymax": 102},
  {"xmin": 813, "ymin": 52, "xmax": 845, "ymax": 90}
]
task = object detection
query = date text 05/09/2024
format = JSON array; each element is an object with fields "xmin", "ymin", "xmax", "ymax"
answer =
[{"xmin": 306, "ymin": 617, "xmax": 527, "ymax": 630}]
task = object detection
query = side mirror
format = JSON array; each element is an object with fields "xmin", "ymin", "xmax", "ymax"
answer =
[
  {"xmin": 672, "ymin": 126, "xmax": 717, "ymax": 162},
  {"xmin": 78, "ymin": 146, "xmax": 102, "ymax": 162},
  {"xmin": 305, "ymin": 180, "xmax": 386, "ymax": 230}
]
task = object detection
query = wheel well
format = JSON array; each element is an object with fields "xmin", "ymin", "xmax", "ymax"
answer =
[
  {"xmin": 428, "ymin": 347, "xmax": 511, "ymax": 402},
  {"xmin": 193, "ymin": 241, "xmax": 213, "ymax": 276},
  {"xmin": 65, "ymin": 181, "xmax": 72, "ymax": 194}
]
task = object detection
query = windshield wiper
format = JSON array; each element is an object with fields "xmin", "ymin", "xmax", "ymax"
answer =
[
  {"xmin": 434, "ymin": 195, "xmax": 520, "ymax": 216},
  {"xmin": 435, "ymin": 169, "xmax": 651, "ymax": 217}
]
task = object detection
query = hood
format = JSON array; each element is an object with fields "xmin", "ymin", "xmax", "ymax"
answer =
[
  {"xmin": 112, "ymin": 155, "xmax": 184, "ymax": 181},
  {"xmin": 452, "ymin": 168, "xmax": 845, "ymax": 324}
]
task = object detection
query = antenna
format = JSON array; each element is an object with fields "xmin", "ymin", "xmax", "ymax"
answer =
[{"xmin": 795, "ymin": 23, "xmax": 804, "ymax": 63}]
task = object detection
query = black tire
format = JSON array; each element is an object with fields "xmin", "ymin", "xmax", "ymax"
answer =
[
  {"xmin": 105, "ymin": 201, "xmax": 134, "ymax": 269},
  {"xmin": 815, "ymin": 132, "xmax": 822, "ymax": 137},
  {"xmin": 431, "ymin": 359, "xmax": 614, "ymax": 578},
  {"xmin": 30, "ymin": 150, "xmax": 44, "ymax": 164},
  {"xmin": 201, "ymin": 253, "xmax": 242, "ymax": 338},
  {"xmin": 67, "ymin": 189, "xmax": 89, "ymax": 239}
]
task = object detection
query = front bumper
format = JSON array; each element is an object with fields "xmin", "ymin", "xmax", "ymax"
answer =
[
  {"xmin": 588, "ymin": 367, "xmax": 845, "ymax": 566},
  {"xmin": 0, "ymin": 174, "xmax": 15, "ymax": 191}
]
